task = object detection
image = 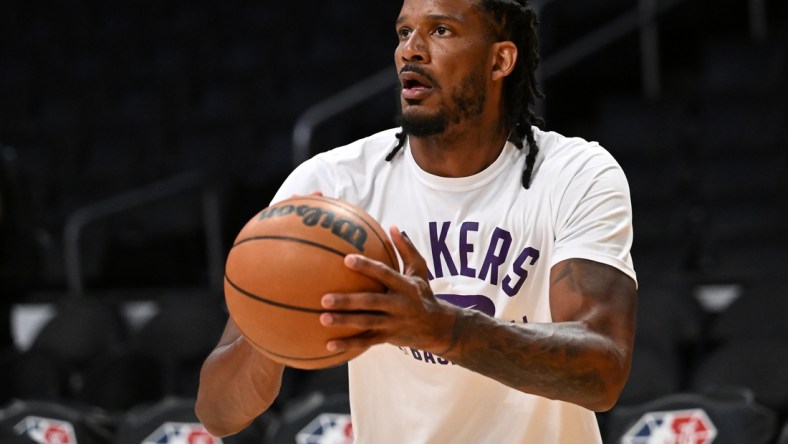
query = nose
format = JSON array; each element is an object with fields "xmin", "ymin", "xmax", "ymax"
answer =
[{"xmin": 399, "ymin": 31, "xmax": 430, "ymax": 63}]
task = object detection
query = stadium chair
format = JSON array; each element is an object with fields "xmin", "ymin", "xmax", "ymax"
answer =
[
  {"xmin": 70, "ymin": 294, "xmax": 224, "ymax": 410},
  {"xmin": 618, "ymin": 338, "xmax": 681, "ymax": 408},
  {"xmin": 126, "ymin": 294, "xmax": 226, "ymax": 398},
  {"xmin": 636, "ymin": 272, "xmax": 701, "ymax": 346},
  {"xmin": 266, "ymin": 392, "xmax": 352, "ymax": 444},
  {"xmin": 76, "ymin": 349, "xmax": 166, "ymax": 412},
  {"xmin": 688, "ymin": 339, "xmax": 788, "ymax": 418},
  {"xmin": 606, "ymin": 389, "xmax": 778, "ymax": 444},
  {"xmin": 704, "ymin": 279, "xmax": 788, "ymax": 345},
  {"xmin": 618, "ymin": 272, "xmax": 700, "ymax": 406},
  {"xmin": 30, "ymin": 299, "xmax": 127, "ymax": 369},
  {"xmin": 684, "ymin": 278, "xmax": 788, "ymax": 417},
  {"xmin": 3, "ymin": 348, "xmax": 66, "ymax": 402},
  {"xmin": 24, "ymin": 300, "xmax": 128, "ymax": 400},
  {"xmin": 0, "ymin": 399, "xmax": 114, "ymax": 444},
  {"xmin": 113, "ymin": 397, "xmax": 270, "ymax": 444}
]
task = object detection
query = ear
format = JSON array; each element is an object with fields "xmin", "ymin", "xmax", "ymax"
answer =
[{"xmin": 491, "ymin": 41, "xmax": 518, "ymax": 81}]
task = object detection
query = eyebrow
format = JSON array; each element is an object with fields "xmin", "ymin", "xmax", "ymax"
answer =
[{"xmin": 396, "ymin": 13, "xmax": 464, "ymax": 25}]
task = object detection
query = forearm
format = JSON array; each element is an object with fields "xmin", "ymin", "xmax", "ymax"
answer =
[
  {"xmin": 195, "ymin": 336, "xmax": 285, "ymax": 437},
  {"xmin": 439, "ymin": 308, "xmax": 631, "ymax": 411}
]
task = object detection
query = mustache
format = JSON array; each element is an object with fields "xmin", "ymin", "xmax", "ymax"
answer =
[{"xmin": 399, "ymin": 64, "xmax": 439, "ymax": 88}]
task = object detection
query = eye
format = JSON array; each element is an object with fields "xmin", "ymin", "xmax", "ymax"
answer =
[
  {"xmin": 397, "ymin": 27, "xmax": 412, "ymax": 39},
  {"xmin": 434, "ymin": 26, "xmax": 451, "ymax": 36}
]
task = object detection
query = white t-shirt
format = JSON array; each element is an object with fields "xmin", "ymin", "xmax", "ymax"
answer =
[{"xmin": 271, "ymin": 127, "xmax": 636, "ymax": 444}]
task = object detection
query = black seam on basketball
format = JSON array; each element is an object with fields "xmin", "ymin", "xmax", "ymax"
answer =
[
  {"xmin": 234, "ymin": 322, "xmax": 347, "ymax": 362},
  {"xmin": 233, "ymin": 235, "xmax": 348, "ymax": 257},
  {"xmin": 297, "ymin": 195, "xmax": 398, "ymax": 268},
  {"xmin": 225, "ymin": 274, "xmax": 325, "ymax": 314}
]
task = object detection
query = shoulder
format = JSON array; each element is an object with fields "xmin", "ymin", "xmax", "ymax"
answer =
[
  {"xmin": 532, "ymin": 127, "xmax": 628, "ymax": 189},
  {"xmin": 272, "ymin": 128, "xmax": 401, "ymax": 203},
  {"xmin": 291, "ymin": 127, "xmax": 401, "ymax": 180},
  {"xmin": 535, "ymin": 128, "xmax": 618, "ymax": 168},
  {"xmin": 313, "ymin": 128, "xmax": 401, "ymax": 167}
]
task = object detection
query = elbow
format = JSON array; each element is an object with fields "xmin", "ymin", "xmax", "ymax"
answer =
[
  {"xmin": 194, "ymin": 398, "xmax": 239, "ymax": 438},
  {"xmin": 575, "ymin": 375, "xmax": 627, "ymax": 413},
  {"xmin": 586, "ymin": 388, "xmax": 623, "ymax": 413},
  {"xmin": 198, "ymin": 422, "xmax": 236, "ymax": 440},
  {"xmin": 194, "ymin": 391, "xmax": 261, "ymax": 439},
  {"xmin": 195, "ymin": 384, "xmax": 279, "ymax": 438},
  {"xmin": 588, "ymin": 352, "xmax": 632, "ymax": 412}
]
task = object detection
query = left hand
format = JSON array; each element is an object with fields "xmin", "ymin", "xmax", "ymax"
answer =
[{"xmin": 319, "ymin": 226, "xmax": 458, "ymax": 354}]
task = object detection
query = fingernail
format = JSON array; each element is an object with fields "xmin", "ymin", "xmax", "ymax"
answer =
[
  {"xmin": 326, "ymin": 341, "xmax": 338, "ymax": 351},
  {"xmin": 320, "ymin": 313, "xmax": 333, "ymax": 325},
  {"xmin": 345, "ymin": 255, "xmax": 357, "ymax": 266},
  {"xmin": 322, "ymin": 294, "xmax": 335, "ymax": 307}
]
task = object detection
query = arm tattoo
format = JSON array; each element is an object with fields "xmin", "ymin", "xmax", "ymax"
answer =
[
  {"xmin": 438, "ymin": 259, "xmax": 635, "ymax": 409},
  {"xmin": 447, "ymin": 311, "xmax": 607, "ymax": 402}
]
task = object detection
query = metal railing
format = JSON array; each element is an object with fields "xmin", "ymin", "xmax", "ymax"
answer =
[{"xmin": 63, "ymin": 170, "xmax": 224, "ymax": 297}]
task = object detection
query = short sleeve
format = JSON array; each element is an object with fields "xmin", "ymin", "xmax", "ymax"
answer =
[
  {"xmin": 551, "ymin": 151, "xmax": 637, "ymax": 285},
  {"xmin": 270, "ymin": 156, "xmax": 335, "ymax": 205}
]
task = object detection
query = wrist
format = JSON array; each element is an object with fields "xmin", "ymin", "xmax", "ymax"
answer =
[{"xmin": 434, "ymin": 305, "xmax": 466, "ymax": 357}]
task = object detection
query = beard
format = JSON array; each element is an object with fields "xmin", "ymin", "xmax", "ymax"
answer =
[{"xmin": 396, "ymin": 70, "xmax": 487, "ymax": 137}]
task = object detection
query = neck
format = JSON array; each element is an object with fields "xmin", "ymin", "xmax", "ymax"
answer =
[{"xmin": 409, "ymin": 118, "xmax": 510, "ymax": 178}]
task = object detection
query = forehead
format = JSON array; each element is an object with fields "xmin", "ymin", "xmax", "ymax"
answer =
[{"xmin": 397, "ymin": 0, "xmax": 484, "ymax": 23}]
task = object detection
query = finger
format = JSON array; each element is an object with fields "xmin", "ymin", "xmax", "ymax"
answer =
[
  {"xmin": 326, "ymin": 330, "xmax": 383, "ymax": 352},
  {"xmin": 321, "ymin": 291, "xmax": 404, "ymax": 311},
  {"xmin": 320, "ymin": 311, "xmax": 388, "ymax": 330},
  {"xmin": 389, "ymin": 225, "xmax": 430, "ymax": 279},
  {"xmin": 343, "ymin": 254, "xmax": 405, "ymax": 290}
]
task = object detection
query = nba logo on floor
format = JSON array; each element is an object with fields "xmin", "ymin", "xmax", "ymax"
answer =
[
  {"xmin": 142, "ymin": 422, "xmax": 222, "ymax": 444},
  {"xmin": 621, "ymin": 408, "xmax": 718, "ymax": 443},
  {"xmin": 13, "ymin": 416, "xmax": 77, "ymax": 444}
]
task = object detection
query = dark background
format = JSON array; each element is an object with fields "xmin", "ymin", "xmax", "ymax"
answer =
[{"xmin": 0, "ymin": 0, "xmax": 787, "ymax": 442}]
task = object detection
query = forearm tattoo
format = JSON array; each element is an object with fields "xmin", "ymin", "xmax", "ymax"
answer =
[{"xmin": 444, "ymin": 310, "xmax": 608, "ymax": 403}]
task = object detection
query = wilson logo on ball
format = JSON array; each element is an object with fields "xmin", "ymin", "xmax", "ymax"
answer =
[
  {"xmin": 225, "ymin": 195, "xmax": 397, "ymax": 369},
  {"xmin": 257, "ymin": 204, "xmax": 369, "ymax": 252}
]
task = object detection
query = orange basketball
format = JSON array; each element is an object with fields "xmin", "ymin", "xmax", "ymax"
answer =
[{"xmin": 224, "ymin": 195, "xmax": 398, "ymax": 369}]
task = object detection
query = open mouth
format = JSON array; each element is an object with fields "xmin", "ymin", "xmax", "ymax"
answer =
[{"xmin": 400, "ymin": 71, "xmax": 434, "ymax": 99}]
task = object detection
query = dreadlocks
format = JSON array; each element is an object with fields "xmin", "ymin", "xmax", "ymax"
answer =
[{"xmin": 385, "ymin": 0, "xmax": 544, "ymax": 189}]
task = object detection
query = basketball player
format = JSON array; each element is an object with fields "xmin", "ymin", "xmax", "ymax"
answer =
[{"xmin": 196, "ymin": 0, "xmax": 637, "ymax": 442}]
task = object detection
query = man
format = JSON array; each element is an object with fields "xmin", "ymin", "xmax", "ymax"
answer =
[{"xmin": 196, "ymin": 0, "xmax": 637, "ymax": 442}]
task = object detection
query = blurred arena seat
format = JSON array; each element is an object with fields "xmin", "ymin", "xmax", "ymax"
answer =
[
  {"xmin": 686, "ymin": 279, "xmax": 788, "ymax": 418},
  {"xmin": 3, "ymin": 348, "xmax": 65, "ymax": 403},
  {"xmin": 0, "ymin": 399, "xmax": 114, "ymax": 444},
  {"xmin": 113, "ymin": 397, "xmax": 270, "ymax": 444},
  {"xmin": 266, "ymin": 392, "xmax": 352, "ymax": 444},
  {"xmin": 618, "ymin": 273, "xmax": 700, "ymax": 407},
  {"xmin": 15, "ymin": 300, "xmax": 128, "ymax": 401},
  {"xmin": 126, "ymin": 294, "xmax": 226, "ymax": 398},
  {"xmin": 688, "ymin": 339, "xmax": 788, "ymax": 420},
  {"xmin": 605, "ymin": 389, "xmax": 778, "ymax": 444},
  {"xmin": 76, "ymin": 349, "xmax": 167, "ymax": 413}
]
